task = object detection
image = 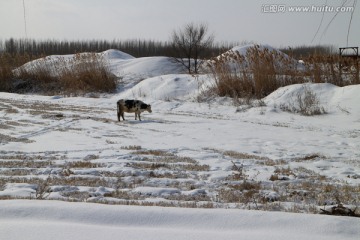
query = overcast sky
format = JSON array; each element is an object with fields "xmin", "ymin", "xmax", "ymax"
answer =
[{"xmin": 1, "ymin": 0, "xmax": 359, "ymax": 48}]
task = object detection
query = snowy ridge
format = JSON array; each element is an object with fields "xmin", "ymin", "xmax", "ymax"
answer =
[{"xmin": 0, "ymin": 200, "xmax": 359, "ymax": 240}]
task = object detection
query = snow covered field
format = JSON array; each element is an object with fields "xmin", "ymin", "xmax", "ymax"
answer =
[
  {"xmin": 1, "ymin": 200, "xmax": 359, "ymax": 240},
  {"xmin": 1, "ymin": 47, "xmax": 359, "ymax": 239}
]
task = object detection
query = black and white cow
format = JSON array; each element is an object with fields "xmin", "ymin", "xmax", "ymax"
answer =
[{"xmin": 117, "ymin": 99, "xmax": 152, "ymax": 121}]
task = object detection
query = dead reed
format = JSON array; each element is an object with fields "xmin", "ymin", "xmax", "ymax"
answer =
[
  {"xmin": 208, "ymin": 45, "xmax": 359, "ymax": 100},
  {"xmin": 0, "ymin": 52, "xmax": 117, "ymax": 95}
]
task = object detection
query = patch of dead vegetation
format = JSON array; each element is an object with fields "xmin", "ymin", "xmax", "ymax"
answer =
[
  {"xmin": 133, "ymin": 149, "xmax": 175, "ymax": 157},
  {"xmin": 0, "ymin": 133, "xmax": 33, "ymax": 144},
  {"xmin": 121, "ymin": 145, "xmax": 142, "ymax": 150},
  {"xmin": 62, "ymin": 161, "xmax": 105, "ymax": 169},
  {"xmin": 0, "ymin": 146, "xmax": 358, "ymax": 215},
  {"xmin": 295, "ymin": 153, "xmax": 326, "ymax": 162},
  {"xmin": 127, "ymin": 162, "xmax": 210, "ymax": 172}
]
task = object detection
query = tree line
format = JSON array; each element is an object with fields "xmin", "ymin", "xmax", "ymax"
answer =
[
  {"xmin": 0, "ymin": 38, "xmax": 337, "ymax": 61},
  {"xmin": 0, "ymin": 38, "xmax": 238, "ymax": 59},
  {"xmin": 279, "ymin": 45, "xmax": 337, "ymax": 59}
]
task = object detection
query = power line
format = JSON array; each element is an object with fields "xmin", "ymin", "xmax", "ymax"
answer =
[
  {"xmin": 312, "ymin": 0, "xmax": 357, "ymax": 45},
  {"xmin": 22, "ymin": 0, "xmax": 28, "ymax": 38},
  {"xmin": 319, "ymin": 0, "xmax": 349, "ymax": 42},
  {"xmin": 347, "ymin": 0, "xmax": 357, "ymax": 46},
  {"xmin": 311, "ymin": 0, "xmax": 327, "ymax": 43}
]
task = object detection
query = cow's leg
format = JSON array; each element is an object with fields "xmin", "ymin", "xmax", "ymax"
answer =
[
  {"xmin": 121, "ymin": 112, "xmax": 125, "ymax": 121},
  {"xmin": 117, "ymin": 102, "xmax": 121, "ymax": 121},
  {"xmin": 138, "ymin": 112, "xmax": 141, "ymax": 121}
]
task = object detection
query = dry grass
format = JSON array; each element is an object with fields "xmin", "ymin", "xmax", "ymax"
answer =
[
  {"xmin": 141, "ymin": 156, "xmax": 197, "ymax": 164},
  {"xmin": 63, "ymin": 161, "xmax": 105, "ymax": 169},
  {"xmin": 58, "ymin": 53, "xmax": 117, "ymax": 95},
  {"xmin": 207, "ymin": 45, "xmax": 359, "ymax": 101},
  {"xmin": 133, "ymin": 149, "xmax": 175, "ymax": 157},
  {"xmin": 222, "ymin": 150, "xmax": 265, "ymax": 160},
  {"xmin": 295, "ymin": 153, "xmax": 326, "ymax": 162},
  {"xmin": 1, "ymin": 52, "xmax": 117, "ymax": 95},
  {"xmin": 88, "ymin": 198, "xmax": 215, "ymax": 209},
  {"xmin": 121, "ymin": 145, "xmax": 142, "ymax": 150},
  {"xmin": 148, "ymin": 171, "xmax": 189, "ymax": 179},
  {"xmin": 165, "ymin": 193, "xmax": 211, "ymax": 202},
  {"xmin": 127, "ymin": 162, "xmax": 210, "ymax": 172},
  {"xmin": 0, "ymin": 147, "xmax": 358, "ymax": 213},
  {"xmin": 303, "ymin": 54, "xmax": 360, "ymax": 85},
  {"xmin": 211, "ymin": 149, "xmax": 287, "ymax": 166},
  {"xmin": 0, "ymin": 159, "xmax": 54, "ymax": 168},
  {"xmin": 279, "ymin": 85, "xmax": 327, "ymax": 116},
  {"xmin": 0, "ymin": 53, "xmax": 33, "ymax": 91},
  {"xmin": 104, "ymin": 190, "xmax": 145, "ymax": 200},
  {"xmin": 131, "ymin": 149, "xmax": 198, "ymax": 164},
  {"xmin": 0, "ymin": 133, "xmax": 33, "ymax": 144},
  {"xmin": 208, "ymin": 45, "xmax": 302, "ymax": 99}
]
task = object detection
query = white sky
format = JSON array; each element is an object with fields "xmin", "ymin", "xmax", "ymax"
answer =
[{"xmin": 0, "ymin": 0, "xmax": 359, "ymax": 48}]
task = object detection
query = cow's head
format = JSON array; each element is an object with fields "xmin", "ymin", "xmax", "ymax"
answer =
[
  {"xmin": 146, "ymin": 105, "xmax": 152, "ymax": 113},
  {"xmin": 141, "ymin": 103, "xmax": 152, "ymax": 113}
]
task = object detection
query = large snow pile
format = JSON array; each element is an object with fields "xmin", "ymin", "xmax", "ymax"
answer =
[
  {"xmin": 212, "ymin": 44, "xmax": 301, "ymax": 72},
  {"xmin": 18, "ymin": 49, "xmax": 186, "ymax": 83}
]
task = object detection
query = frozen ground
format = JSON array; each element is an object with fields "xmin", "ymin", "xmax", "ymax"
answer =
[{"xmin": 1, "ymin": 47, "xmax": 359, "ymax": 239}]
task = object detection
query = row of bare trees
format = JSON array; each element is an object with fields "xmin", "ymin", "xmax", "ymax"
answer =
[
  {"xmin": 0, "ymin": 38, "xmax": 172, "ymax": 58},
  {"xmin": 0, "ymin": 23, "xmax": 236, "ymax": 75}
]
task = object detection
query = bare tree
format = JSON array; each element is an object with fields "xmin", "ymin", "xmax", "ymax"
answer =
[{"xmin": 171, "ymin": 22, "xmax": 214, "ymax": 74}]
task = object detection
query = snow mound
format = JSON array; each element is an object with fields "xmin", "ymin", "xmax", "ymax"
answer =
[
  {"xmin": 101, "ymin": 49, "xmax": 135, "ymax": 60},
  {"xmin": 211, "ymin": 44, "xmax": 299, "ymax": 72},
  {"xmin": 265, "ymin": 83, "xmax": 337, "ymax": 106},
  {"xmin": 264, "ymin": 83, "xmax": 360, "ymax": 116},
  {"xmin": 17, "ymin": 50, "xmax": 185, "ymax": 83},
  {"xmin": 230, "ymin": 44, "xmax": 284, "ymax": 56},
  {"xmin": 119, "ymin": 74, "xmax": 203, "ymax": 100}
]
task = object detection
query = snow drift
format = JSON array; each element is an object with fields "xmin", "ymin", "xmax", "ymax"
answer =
[{"xmin": 0, "ymin": 200, "xmax": 359, "ymax": 240}]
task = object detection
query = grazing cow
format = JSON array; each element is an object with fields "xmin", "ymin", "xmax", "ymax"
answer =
[{"xmin": 117, "ymin": 99, "xmax": 152, "ymax": 121}]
